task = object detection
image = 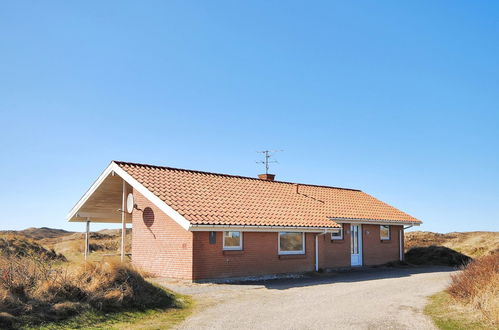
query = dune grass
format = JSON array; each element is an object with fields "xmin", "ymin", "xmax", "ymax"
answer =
[
  {"xmin": 425, "ymin": 254, "xmax": 498, "ymax": 329},
  {"xmin": 0, "ymin": 249, "xmax": 193, "ymax": 329},
  {"xmin": 24, "ymin": 293, "xmax": 193, "ymax": 330}
]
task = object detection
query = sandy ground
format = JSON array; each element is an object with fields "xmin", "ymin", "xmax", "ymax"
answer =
[{"xmin": 154, "ymin": 266, "xmax": 454, "ymax": 330}]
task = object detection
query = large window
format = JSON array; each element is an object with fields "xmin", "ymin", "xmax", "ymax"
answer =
[
  {"xmin": 223, "ymin": 231, "xmax": 242, "ymax": 250},
  {"xmin": 380, "ymin": 225, "xmax": 390, "ymax": 240},
  {"xmin": 331, "ymin": 224, "xmax": 343, "ymax": 240},
  {"xmin": 278, "ymin": 232, "xmax": 305, "ymax": 255}
]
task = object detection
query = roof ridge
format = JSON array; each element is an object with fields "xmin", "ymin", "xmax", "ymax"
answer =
[{"xmin": 113, "ymin": 160, "xmax": 361, "ymax": 192}]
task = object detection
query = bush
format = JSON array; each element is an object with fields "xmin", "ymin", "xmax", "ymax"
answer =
[
  {"xmin": 448, "ymin": 254, "xmax": 498, "ymax": 326},
  {"xmin": 404, "ymin": 245, "xmax": 472, "ymax": 266},
  {"xmin": 0, "ymin": 254, "xmax": 174, "ymax": 327}
]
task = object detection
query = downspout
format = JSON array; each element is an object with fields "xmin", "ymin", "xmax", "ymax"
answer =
[
  {"xmin": 315, "ymin": 230, "xmax": 329, "ymax": 272},
  {"xmin": 400, "ymin": 225, "xmax": 412, "ymax": 261}
]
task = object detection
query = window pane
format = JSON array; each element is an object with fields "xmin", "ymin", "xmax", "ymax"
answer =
[
  {"xmin": 224, "ymin": 231, "xmax": 241, "ymax": 247},
  {"xmin": 331, "ymin": 225, "xmax": 343, "ymax": 239},
  {"xmin": 279, "ymin": 232, "xmax": 303, "ymax": 252},
  {"xmin": 380, "ymin": 226, "xmax": 390, "ymax": 240}
]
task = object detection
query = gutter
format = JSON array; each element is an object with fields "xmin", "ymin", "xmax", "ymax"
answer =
[
  {"xmin": 315, "ymin": 229, "xmax": 330, "ymax": 272},
  {"xmin": 189, "ymin": 224, "xmax": 341, "ymax": 233}
]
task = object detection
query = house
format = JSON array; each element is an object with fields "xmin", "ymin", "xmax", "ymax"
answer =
[{"xmin": 67, "ymin": 161, "xmax": 421, "ymax": 280}]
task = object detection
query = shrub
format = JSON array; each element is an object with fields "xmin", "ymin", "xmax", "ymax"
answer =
[
  {"xmin": 0, "ymin": 253, "xmax": 174, "ymax": 326},
  {"xmin": 447, "ymin": 254, "xmax": 499, "ymax": 326},
  {"xmin": 404, "ymin": 245, "xmax": 472, "ymax": 266}
]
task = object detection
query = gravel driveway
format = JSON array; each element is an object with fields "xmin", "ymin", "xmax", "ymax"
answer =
[{"xmin": 155, "ymin": 267, "xmax": 454, "ymax": 330}]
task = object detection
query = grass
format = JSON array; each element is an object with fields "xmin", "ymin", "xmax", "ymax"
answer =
[
  {"xmin": 0, "ymin": 249, "xmax": 194, "ymax": 329},
  {"xmin": 425, "ymin": 292, "xmax": 491, "ymax": 330},
  {"xmin": 23, "ymin": 291, "xmax": 194, "ymax": 330},
  {"xmin": 425, "ymin": 254, "xmax": 498, "ymax": 330},
  {"xmin": 405, "ymin": 231, "xmax": 499, "ymax": 258}
]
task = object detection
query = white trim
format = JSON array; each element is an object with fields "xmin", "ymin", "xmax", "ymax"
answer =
[
  {"xmin": 399, "ymin": 229, "xmax": 403, "ymax": 261},
  {"xmin": 67, "ymin": 162, "xmax": 191, "ymax": 231},
  {"xmin": 67, "ymin": 163, "xmax": 115, "ymax": 221},
  {"xmin": 331, "ymin": 217, "xmax": 421, "ymax": 226},
  {"xmin": 350, "ymin": 224, "xmax": 363, "ymax": 266},
  {"xmin": 75, "ymin": 212, "xmax": 121, "ymax": 219},
  {"xmin": 120, "ymin": 179, "xmax": 126, "ymax": 262},
  {"xmin": 222, "ymin": 231, "xmax": 243, "ymax": 250},
  {"xmin": 278, "ymin": 232, "xmax": 305, "ymax": 255},
  {"xmin": 380, "ymin": 225, "xmax": 391, "ymax": 240},
  {"xmin": 331, "ymin": 224, "xmax": 343, "ymax": 240},
  {"xmin": 190, "ymin": 225, "xmax": 335, "ymax": 233}
]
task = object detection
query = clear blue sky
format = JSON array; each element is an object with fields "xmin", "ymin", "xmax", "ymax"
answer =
[{"xmin": 1, "ymin": 1, "xmax": 498, "ymax": 233}]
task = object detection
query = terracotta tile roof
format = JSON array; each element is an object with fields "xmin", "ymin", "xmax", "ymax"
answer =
[{"xmin": 115, "ymin": 161, "xmax": 421, "ymax": 228}]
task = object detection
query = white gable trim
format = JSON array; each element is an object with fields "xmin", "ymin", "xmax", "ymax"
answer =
[{"xmin": 67, "ymin": 162, "xmax": 191, "ymax": 231}]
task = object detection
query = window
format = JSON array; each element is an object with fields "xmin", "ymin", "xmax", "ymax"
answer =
[
  {"xmin": 223, "ymin": 231, "xmax": 242, "ymax": 250},
  {"xmin": 209, "ymin": 231, "xmax": 216, "ymax": 244},
  {"xmin": 278, "ymin": 232, "xmax": 305, "ymax": 255},
  {"xmin": 380, "ymin": 225, "xmax": 390, "ymax": 240},
  {"xmin": 331, "ymin": 224, "xmax": 343, "ymax": 240}
]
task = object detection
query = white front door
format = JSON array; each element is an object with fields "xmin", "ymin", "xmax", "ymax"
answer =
[{"xmin": 351, "ymin": 224, "xmax": 363, "ymax": 266}]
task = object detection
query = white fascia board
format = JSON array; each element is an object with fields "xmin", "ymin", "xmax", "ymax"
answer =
[
  {"xmin": 110, "ymin": 163, "xmax": 191, "ymax": 231},
  {"xmin": 189, "ymin": 225, "xmax": 339, "ymax": 233},
  {"xmin": 67, "ymin": 162, "xmax": 191, "ymax": 231},
  {"xmin": 330, "ymin": 217, "xmax": 422, "ymax": 226},
  {"xmin": 66, "ymin": 162, "xmax": 115, "ymax": 221}
]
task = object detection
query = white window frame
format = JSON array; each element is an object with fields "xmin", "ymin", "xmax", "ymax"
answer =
[
  {"xmin": 223, "ymin": 231, "xmax": 243, "ymax": 250},
  {"xmin": 331, "ymin": 224, "xmax": 343, "ymax": 240},
  {"xmin": 380, "ymin": 225, "xmax": 391, "ymax": 240},
  {"xmin": 278, "ymin": 232, "xmax": 305, "ymax": 255}
]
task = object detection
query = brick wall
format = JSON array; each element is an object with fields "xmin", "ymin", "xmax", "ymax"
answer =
[
  {"xmin": 131, "ymin": 190, "xmax": 193, "ymax": 279},
  {"xmin": 192, "ymin": 231, "xmax": 316, "ymax": 280},
  {"xmin": 362, "ymin": 224, "xmax": 403, "ymax": 266},
  {"xmin": 131, "ymin": 190, "xmax": 404, "ymax": 279},
  {"xmin": 318, "ymin": 223, "xmax": 351, "ymax": 268}
]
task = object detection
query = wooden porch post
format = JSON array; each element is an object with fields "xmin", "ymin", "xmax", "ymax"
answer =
[{"xmin": 84, "ymin": 219, "xmax": 90, "ymax": 260}]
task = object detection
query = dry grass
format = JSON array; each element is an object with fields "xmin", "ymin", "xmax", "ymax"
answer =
[
  {"xmin": 406, "ymin": 231, "xmax": 499, "ymax": 258},
  {"xmin": 0, "ymin": 235, "xmax": 66, "ymax": 262},
  {"xmin": 0, "ymin": 253, "xmax": 176, "ymax": 328},
  {"xmin": 447, "ymin": 254, "xmax": 499, "ymax": 326}
]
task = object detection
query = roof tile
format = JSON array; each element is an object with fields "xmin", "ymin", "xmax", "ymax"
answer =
[{"xmin": 116, "ymin": 161, "xmax": 421, "ymax": 228}]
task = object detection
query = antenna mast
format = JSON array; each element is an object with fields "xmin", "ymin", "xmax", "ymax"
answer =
[{"xmin": 256, "ymin": 150, "xmax": 282, "ymax": 174}]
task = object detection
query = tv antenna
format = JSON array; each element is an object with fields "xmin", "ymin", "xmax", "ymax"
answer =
[{"xmin": 256, "ymin": 150, "xmax": 283, "ymax": 174}]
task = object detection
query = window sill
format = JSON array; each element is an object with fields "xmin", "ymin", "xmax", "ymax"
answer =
[
  {"xmin": 278, "ymin": 254, "xmax": 306, "ymax": 260},
  {"xmin": 223, "ymin": 250, "xmax": 244, "ymax": 256},
  {"xmin": 331, "ymin": 239, "xmax": 344, "ymax": 243}
]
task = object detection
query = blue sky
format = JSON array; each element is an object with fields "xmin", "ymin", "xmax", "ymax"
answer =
[{"xmin": 0, "ymin": 1, "xmax": 498, "ymax": 233}]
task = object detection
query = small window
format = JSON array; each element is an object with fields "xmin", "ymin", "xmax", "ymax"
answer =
[
  {"xmin": 223, "ymin": 231, "xmax": 242, "ymax": 250},
  {"xmin": 331, "ymin": 224, "xmax": 343, "ymax": 240},
  {"xmin": 380, "ymin": 225, "xmax": 390, "ymax": 240},
  {"xmin": 278, "ymin": 232, "xmax": 305, "ymax": 255},
  {"xmin": 209, "ymin": 231, "xmax": 217, "ymax": 244}
]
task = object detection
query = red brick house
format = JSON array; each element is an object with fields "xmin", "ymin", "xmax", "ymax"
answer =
[{"xmin": 68, "ymin": 161, "xmax": 421, "ymax": 280}]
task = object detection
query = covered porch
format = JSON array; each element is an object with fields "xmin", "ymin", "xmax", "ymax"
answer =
[{"xmin": 67, "ymin": 169, "xmax": 133, "ymax": 261}]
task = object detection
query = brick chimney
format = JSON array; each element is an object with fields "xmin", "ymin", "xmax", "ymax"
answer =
[{"xmin": 258, "ymin": 173, "xmax": 275, "ymax": 181}]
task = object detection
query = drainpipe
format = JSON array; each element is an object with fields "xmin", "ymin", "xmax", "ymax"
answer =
[
  {"xmin": 315, "ymin": 230, "xmax": 329, "ymax": 272},
  {"xmin": 401, "ymin": 225, "xmax": 413, "ymax": 261}
]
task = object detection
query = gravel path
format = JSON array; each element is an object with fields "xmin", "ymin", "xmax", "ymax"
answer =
[{"xmin": 155, "ymin": 267, "xmax": 454, "ymax": 330}]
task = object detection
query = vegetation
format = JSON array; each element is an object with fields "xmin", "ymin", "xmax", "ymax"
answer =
[
  {"xmin": 405, "ymin": 231, "xmax": 499, "ymax": 258},
  {"xmin": 405, "ymin": 246, "xmax": 472, "ymax": 267},
  {"xmin": 0, "ymin": 232, "xmax": 191, "ymax": 330},
  {"xmin": 425, "ymin": 254, "xmax": 498, "ymax": 329},
  {"xmin": 0, "ymin": 235, "xmax": 66, "ymax": 262}
]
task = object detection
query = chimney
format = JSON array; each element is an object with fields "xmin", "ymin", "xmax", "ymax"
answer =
[{"xmin": 258, "ymin": 173, "xmax": 275, "ymax": 181}]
